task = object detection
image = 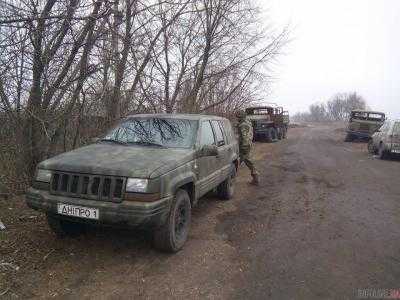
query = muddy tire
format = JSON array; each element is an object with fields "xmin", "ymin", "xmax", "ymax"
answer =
[
  {"xmin": 46, "ymin": 214, "xmax": 86, "ymax": 237},
  {"xmin": 368, "ymin": 139, "xmax": 376, "ymax": 154},
  {"xmin": 153, "ymin": 189, "xmax": 191, "ymax": 253},
  {"xmin": 378, "ymin": 143, "xmax": 389, "ymax": 160},
  {"xmin": 217, "ymin": 164, "xmax": 236, "ymax": 200}
]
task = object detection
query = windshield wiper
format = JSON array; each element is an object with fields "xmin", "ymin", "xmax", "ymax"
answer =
[
  {"xmin": 127, "ymin": 141, "xmax": 165, "ymax": 147},
  {"xmin": 99, "ymin": 138, "xmax": 127, "ymax": 145}
]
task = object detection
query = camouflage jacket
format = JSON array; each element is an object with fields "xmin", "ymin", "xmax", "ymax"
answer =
[{"xmin": 237, "ymin": 119, "xmax": 253, "ymax": 150}]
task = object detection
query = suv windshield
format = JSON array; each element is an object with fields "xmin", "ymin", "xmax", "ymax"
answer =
[{"xmin": 103, "ymin": 118, "xmax": 197, "ymax": 148}]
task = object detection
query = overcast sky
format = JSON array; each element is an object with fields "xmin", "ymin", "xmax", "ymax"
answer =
[{"xmin": 260, "ymin": 0, "xmax": 400, "ymax": 119}]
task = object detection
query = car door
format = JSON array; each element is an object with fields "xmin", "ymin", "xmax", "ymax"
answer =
[
  {"xmin": 196, "ymin": 120, "xmax": 220, "ymax": 198},
  {"xmin": 211, "ymin": 120, "xmax": 232, "ymax": 182}
]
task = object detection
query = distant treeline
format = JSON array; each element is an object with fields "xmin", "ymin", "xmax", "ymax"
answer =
[{"xmin": 293, "ymin": 92, "xmax": 367, "ymax": 122}]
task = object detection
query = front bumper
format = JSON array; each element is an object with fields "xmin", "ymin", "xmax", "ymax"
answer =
[
  {"xmin": 346, "ymin": 130, "xmax": 371, "ymax": 139},
  {"xmin": 26, "ymin": 188, "xmax": 172, "ymax": 228}
]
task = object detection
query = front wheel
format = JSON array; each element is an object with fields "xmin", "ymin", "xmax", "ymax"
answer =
[{"xmin": 153, "ymin": 189, "xmax": 191, "ymax": 252}]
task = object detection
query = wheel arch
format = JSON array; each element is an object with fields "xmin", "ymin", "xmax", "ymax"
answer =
[{"xmin": 172, "ymin": 176, "xmax": 196, "ymax": 206}]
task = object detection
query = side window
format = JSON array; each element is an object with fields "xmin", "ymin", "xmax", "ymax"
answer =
[
  {"xmin": 212, "ymin": 120, "xmax": 225, "ymax": 146},
  {"xmin": 200, "ymin": 121, "xmax": 215, "ymax": 146}
]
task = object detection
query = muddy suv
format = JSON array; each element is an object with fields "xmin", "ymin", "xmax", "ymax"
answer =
[
  {"xmin": 26, "ymin": 114, "xmax": 238, "ymax": 252},
  {"xmin": 245, "ymin": 106, "xmax": 289, "ymax": 142},
  {"xmin": 345, "ymin": 110, "xmax": 385, "ymax": 141},
  {"xmin": 368, "ymin": 119, "xmax": 400, "ymax": 159}
]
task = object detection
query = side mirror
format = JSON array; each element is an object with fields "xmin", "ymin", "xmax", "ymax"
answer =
[{"xmin": 199, "ymin": 144, "xmax": 218, "ymax": 157}]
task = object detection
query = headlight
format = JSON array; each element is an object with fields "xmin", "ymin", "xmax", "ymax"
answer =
[
  {"xmin": 36, "ymin": 169, "xmax": 52, "ymax": 183},
  {"xmin": 126, "ymin": 178, "xmax": 148, "ymax": 193}
]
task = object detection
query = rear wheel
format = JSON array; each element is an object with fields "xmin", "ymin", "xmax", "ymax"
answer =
[
  {"xmin": 217, "ymin": 164, "xmax": 236, "ymax": 200},
  {"xmin": 46, "ymin": 214, "xmax": 86, "ymax": 237},
  {"xmin": 153, "ymin": 189, "xmax": 191, "ymax": 252}
]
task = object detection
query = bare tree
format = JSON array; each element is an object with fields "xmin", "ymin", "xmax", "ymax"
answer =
[
  {"xmin": 327, "ymin": 92, "xmax": 366, "ymax": 121},
  {"xmin": 0, "ymin": 0, "xmax": 289, "ymax": 192}
]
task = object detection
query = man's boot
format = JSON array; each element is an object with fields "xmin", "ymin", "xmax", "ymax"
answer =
[{"xmin": 249, "ymin": 173, "xmax": 259, "ymax": 186}]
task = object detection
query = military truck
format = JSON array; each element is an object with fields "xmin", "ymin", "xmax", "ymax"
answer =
[
  {"xmin": 26, "ymin": 114, "xmax": 239, "ymax": 253},
  {"xmin": 245, "ymin": 106, "xmax": 289, "ymax": 142},
  {"xmin": 345, "ymin": 110, "xmax": 386, "ymax": 142}
]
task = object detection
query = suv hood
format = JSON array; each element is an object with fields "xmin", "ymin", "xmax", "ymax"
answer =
[{"xmin": 39, "ymin": 143, "xmax": 195, "ymax": 179}]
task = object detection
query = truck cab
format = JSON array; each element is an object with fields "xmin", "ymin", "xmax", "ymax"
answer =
[{"xmin": 245, "ymin": 106, "xmax": 289, "ymax": 142}]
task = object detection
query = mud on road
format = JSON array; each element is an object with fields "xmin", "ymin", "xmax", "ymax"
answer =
[{"xmin": 1, "ymin": 123, "xmax": 400, "ymax": 299}]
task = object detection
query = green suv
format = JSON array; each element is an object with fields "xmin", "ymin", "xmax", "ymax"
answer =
[
  {"xmin": 345, "ymin": 110, "xmax": 385, "ymax": 141},
  {"xmin": 368, "ymin": 119, "xmax": 400, "ymax": 159},
  {"xmin": 26, "ymin": 114, "xmax": 239, "ymax": 252}
]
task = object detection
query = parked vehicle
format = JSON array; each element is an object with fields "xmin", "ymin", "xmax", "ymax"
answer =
[
  {"xmin": 245, "ymin": 106, "xmax": 289, "ymax": 142},
  {"xmin": 368, "ymin": 119, "xmax": 400, "ymax": 159},
  {"xmin": 345, "ymin": 110, "xmax": 385, "ymax": 142},
  {"xmin": 26, "ymin": 114, "xmax": 239, "ymax": 252}
]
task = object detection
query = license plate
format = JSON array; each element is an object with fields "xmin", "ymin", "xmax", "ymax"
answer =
[{"xmin": 57, "ymin": 203, "xmax": 99, "ymax": 220}]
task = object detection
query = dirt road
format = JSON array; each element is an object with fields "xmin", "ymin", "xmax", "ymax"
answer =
[{"xmin": 1, "ymin": 123, "xmax": 400, "ymax": 299}]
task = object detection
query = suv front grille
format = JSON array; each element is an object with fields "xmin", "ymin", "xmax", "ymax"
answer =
[{"xmin": 50, "ymin": 172, "xmax": 125, "ymax": 202}]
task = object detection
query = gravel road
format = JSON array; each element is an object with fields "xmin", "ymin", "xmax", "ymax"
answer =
[{"xmin": 1, "ymin": 123, "xmax": 400, "ymax": 299}]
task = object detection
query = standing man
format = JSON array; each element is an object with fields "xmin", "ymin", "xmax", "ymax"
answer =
[{"xmin": 236, "ymin": 110, "xmax": 259, "ymax": 185}]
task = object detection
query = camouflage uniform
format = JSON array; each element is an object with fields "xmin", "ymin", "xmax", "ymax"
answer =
[{"xmin": 236, "ymin": 111, "xmax": 259, "ymax": 184}]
